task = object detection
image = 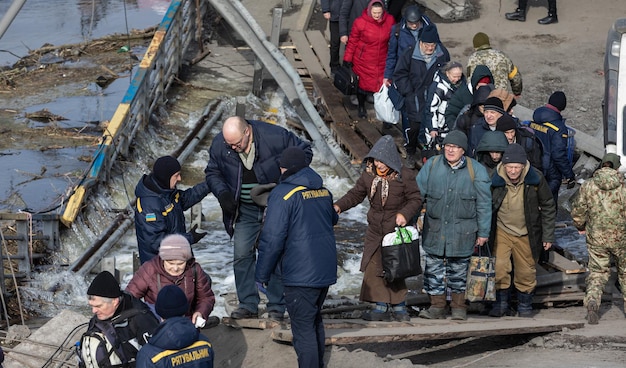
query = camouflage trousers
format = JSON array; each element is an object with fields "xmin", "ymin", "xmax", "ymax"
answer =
[
  {"xmin": 422, "ymin": 253, "xmax": 471, "ymax": 295},
  {"xmin": 584, "ymin": 240, "xmax": 626, "ymax": 307}
]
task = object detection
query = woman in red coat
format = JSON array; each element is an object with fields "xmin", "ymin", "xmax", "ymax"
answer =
[
  {"xmin": 126, "ymin": 234, "xmax": 215, "ymax": 326},
  {"xmin": 343, "ymin": 0, "xmax": 395, "ymax": 118}
]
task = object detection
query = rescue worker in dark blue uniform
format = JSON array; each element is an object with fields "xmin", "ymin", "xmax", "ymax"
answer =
[{"xmin": 134, "ymin": 156, "xmax": 209, "ymax": 264}]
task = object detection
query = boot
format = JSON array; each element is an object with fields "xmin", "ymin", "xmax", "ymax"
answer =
[
  {"xmin": 517, "ymin": 291, "xmax": 534, "ymax": 317},
  {"xmin": 538, "ymin": 12, "xmax": 558, "ymax": 25},
  {"xmin": 505, "ymin": 8, "xmax": 526, "ymax": 22},
  {"xmin": 489, "ymin": 289, "xmax": 511, "ymax": 317},
  {"xmin": 586, "ymin": 299, "xmax": 599, "ymax": 325},
  {"xmin": 419, "ymin": 294, "xmax": 447, "ymax": 319},
  {"xmin": 450, "ymin": 293, "xmax": 467, "ymax": 320},
  {"xmin": 358, "ymin": 105, "xmax": 367, "ymax": 119}
]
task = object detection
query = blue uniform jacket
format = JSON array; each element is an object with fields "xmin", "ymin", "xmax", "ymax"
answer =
[
  {"xmin": 134, "ymin": 174, "xmax": 210, "ymax": 263},
  {"xmin": 532, "ymin": 105, "xmax": 575, "ymax": 182},
  {"xmin": 383, "ymin": 15, "xmax": 432, "ymax": 80},
  {"xmin": 416, "ymin": 156, "xmax": 492, "ymax": 257},
  {"xmin": 135, "ymin": 317, "xmax": 213, "ymax": 368},
  {"xmin": 204, "ymin": 120, "xmax": 312, "ymax": 237},
  {"xmin": 256, "ymin": 167, "xmax": 338, "ymax": 288}
]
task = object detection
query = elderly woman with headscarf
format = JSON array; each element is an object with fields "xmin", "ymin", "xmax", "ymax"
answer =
[{"xmin": 333, "ymin": 135, "xmax": 422, "ymax": 321}]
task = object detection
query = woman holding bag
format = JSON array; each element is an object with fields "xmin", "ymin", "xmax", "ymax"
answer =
[{"xmin": 333, "ymin": 135, "xmax": 422, "ymax": 321}]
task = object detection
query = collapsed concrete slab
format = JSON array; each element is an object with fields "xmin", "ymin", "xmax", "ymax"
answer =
[{"xmin": 416, "ymin": 0, "xmax": 476, "ymax": 20}]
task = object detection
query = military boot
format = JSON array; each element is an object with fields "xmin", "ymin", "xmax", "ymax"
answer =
[
  {"xmin": 538, "ymin": 12, "xmax": 558, "ymax": 25},
  {"xmin": 517, "ymin": 291, "xmax": 534, "ymax": 317},
  {"xmin": 489, "ymin": 290, "xmax": 512, "ymax": 317},
  {"xmin": 450, "ymin": 293, "xmax": 467, "ymax": 320},
  {"xmin": 419, "ymin": 294, "xmax": 447, "ymax": 319},
  {"xmin": 586, "ymin": 299, "xmax": 599, "ymax": 325},
  {"xmin": 505, "ymin": 8, "xmax": 526, "ymax": 22}
]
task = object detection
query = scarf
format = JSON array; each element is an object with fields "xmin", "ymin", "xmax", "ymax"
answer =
[{"xmin": 366, "ymin": 162, "xmax": 397, "ymax": 207}]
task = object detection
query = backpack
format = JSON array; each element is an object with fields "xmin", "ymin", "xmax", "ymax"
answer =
[
  {"xmin": 77, "ymin": 308, "xmax": 141, "ymax": 368},
  {"xmin": 518, "ymin": 124, "xmax": 547, "ymax": 174}
]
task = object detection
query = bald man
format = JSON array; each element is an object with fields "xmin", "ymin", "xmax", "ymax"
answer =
[{"xmin": 204, "ymin": 116, "xmax": 312, "ymax": 320}]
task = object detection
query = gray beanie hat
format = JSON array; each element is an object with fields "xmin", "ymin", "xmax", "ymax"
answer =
[
  {"xmin": 442, "ymin": 131, "xmax": 468, "ymax": 152},
  {"xmin": 501, "ymin": 143, "xmax": 527, "ymax": 164}
]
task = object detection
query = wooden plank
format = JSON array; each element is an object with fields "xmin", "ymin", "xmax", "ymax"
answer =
[
  {"xmin": 221, "ymin": 317, "xmax": 281, "ymax": 330},
  {"xmin": 305, "ymin": 30, "xmax": 332, "ymax": 78},
  {"xmin": 271, "ymin": 317, "xmax": 584, "ymax": 345},
  {"xmin": 545, "ymin": 251, "xmax": 587, "ymax": 274},
  {"xmin": 290, "ymin": 31, "xmax": 326, "ymax": 77}
]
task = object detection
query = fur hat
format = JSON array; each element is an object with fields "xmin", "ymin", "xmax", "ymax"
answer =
[
  {"xmin": 442, "ymin": 130, "xmax": 468, "ymax": 152},
  {"xmin": 548, "ymin": 91, "xmax": 567, "ymax": 111},
  {"xmin": 496, "ymin": 114, "xmax": 518, "ymax": 132},
  {"xmin": 483, "ymin": 97, "xmax": 505, "ymax": 115},
  {"xmin": 159, "ymin": 234, "xmax": 192, "ymax": 261},
  {"xmin": 601, "ymin": 153, "xmax": 621, "ymax": 169},
  {"xmin": 420, "ymin": 24, "xmax": 439, "ymax": 44},
  {"xmin": 502, "ymin": 143, "xmax": 527, "ymax": 164},
  {"xmin": 153, "ymin": 156, "xmax": 181, "ymax": 189},
  {"xmin": 155, "ymin": 285, "xmax": 189, "ymax": 319},
  {"xmin": 87, "ymin": 271, "xmax": 122, "ymax": 298},
  {"xmin": 473, "ymin": 32, "xmax": 490, "ymax": 49}
]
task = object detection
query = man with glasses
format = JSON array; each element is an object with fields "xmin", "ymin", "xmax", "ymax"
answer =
[
  {"xmin": 416, "ymin": 130, "xmax": 492, "ymax": 320},
  {"xmin": 204, "ymin": 116, "xmax": 313, "ymax": 321}
]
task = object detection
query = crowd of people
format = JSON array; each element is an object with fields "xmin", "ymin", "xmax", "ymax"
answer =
[{"xmin": 73, "ymin": 2, "xmax": 626, "ymax": 368}]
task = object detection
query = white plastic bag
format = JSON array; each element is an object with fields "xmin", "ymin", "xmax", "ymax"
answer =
[{"xmin": 374, "ymin": 84, "xmax": 400, "ymax": 124}]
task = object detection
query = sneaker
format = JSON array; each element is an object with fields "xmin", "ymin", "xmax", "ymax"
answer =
[
  {"xmin": 362, "ymin": 310, "xmax": 392, "ymax": 322},
  {"xmin": 383, "ymin": 122, "xmax": 394, "ymax": 130},
  {"xmin": 268, "ymin": 310, "xmax": 285, "ymax": 321},
  {"xmin": 587, "ymin": 300, "xmax": 599, "ymax": 325},
  {"xmin": 230, "ymin": 307, "xmax": 258, "ymax": 319}
]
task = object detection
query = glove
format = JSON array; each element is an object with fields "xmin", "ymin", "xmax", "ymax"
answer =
[
  {"xmin": 190, "ymin": 224, "xmax": 207, "ymax": 243},
  {"xmin": 218, "ymin": 191, "xmax": 237, "ymax": 217},
  {"xmin": 566, "ymin": 177, "xmax": 576, "ymax": 189},
  {"xmin": 343, "ymin": 61, "xmax": 353, "ymax": 69}
]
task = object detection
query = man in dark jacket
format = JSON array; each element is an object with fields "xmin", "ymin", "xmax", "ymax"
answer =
[
  {"xmin": 489, "ymin": 144, "xmax": 556, "ymax": 318},
  {"xmin": 393, "ymin": 24, "xmax": 449, "ymax": 168},
  {"xmin": 529, "ymin": 91, "xmax": 575, "ymax": 204},
  {"xmin": 81, "ymin": 271, "xmax": 160, "ymax": 367},
  {"xmin": 205, "ymin": 116, "xmax": 312, "ymax": 321},
  {"xmin": 445, "ymin": 65, "xmax": 494, "ymax": 130},
  {"xmin": 135, "ymin": 285, "xmax": 214, "ymax": 368},
  {"xmin": 134, "ymin": 156, "xmax": 209, "ymax": 264},
  {"xmin": 495, "ymin": 114, "xmax": 545, "ymax": 173},
  {"xmin": 321, "ymin": 0, "xmax": 344, "ymax": 73},
  {"xmin": 256, "ymin": 147, "xmax": 337, "ymax": 368}
]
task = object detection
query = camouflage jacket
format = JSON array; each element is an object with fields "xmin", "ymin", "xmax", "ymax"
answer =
[
  {"xmin": 467, "ymin": 47, "xmax": 522, "ymax": 96},
  {"xmin": 571, "ymin": 168, "xmax": 626, "ymax": 243}
]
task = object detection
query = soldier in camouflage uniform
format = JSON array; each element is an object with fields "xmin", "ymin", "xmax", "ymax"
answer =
[
  {"xmin": 571, "ymin": 153, "xmax": 626, "ymax": 325},
  {"xmin": 467, "ymin": 32, "xmax": 523, "ymax": 96}
]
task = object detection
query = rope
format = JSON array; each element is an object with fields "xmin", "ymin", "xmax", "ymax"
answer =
[{"xmin": 0, "ymin": 227, "xmax": 24, "ymax": 325}]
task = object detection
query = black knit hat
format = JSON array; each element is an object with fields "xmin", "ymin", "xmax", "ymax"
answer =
[
  {"xmin": 483, "ymin": 97, "xmax": 505, "ymax": 115},
  {"xmin": 153, "ymin": 156, "xmax": 181, "ymax": 189},
  {"xmin": 155, "ymin": 285, "xmax": 189, "ymax": 319},
  {"xmin": 496, "ymin": 114, "xmax": 517, "ymax": 132},
  {"xmin": 502, "ymin": 143, "xmax": 527, "ymax": 164},
  {"xmin": 280, "ymin": 147, "xmax": 308, "ymax": 172},
  {"xmin": 548, "ymin": 91, "xmax": 567, "ymax": 111},
  {"xmin": 420, "ymin": 24, "xmax": 439, "ymax": 44},
  {"xmin": 87, "ymin": 271, "xmax": 122, "ymax": 298}
]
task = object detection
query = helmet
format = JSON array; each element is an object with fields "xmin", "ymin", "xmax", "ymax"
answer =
[{"xmin": 404, "ymin": 5, "xmax": 422, "ymax": 23}]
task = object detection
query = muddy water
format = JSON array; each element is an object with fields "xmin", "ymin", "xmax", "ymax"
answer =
[{"xmin": 0, "ymin": 0, "xmax": 171, "ymax": 66}]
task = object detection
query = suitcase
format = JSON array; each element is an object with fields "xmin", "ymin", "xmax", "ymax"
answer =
[{"xmin": 333, "ymin": 66, "xmax": 359, "ymax": 96}]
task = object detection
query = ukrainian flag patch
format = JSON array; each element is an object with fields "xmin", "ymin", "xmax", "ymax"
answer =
[{"xmin": 146, "ymin": 213, "xmax": 157, "ymax": 222}]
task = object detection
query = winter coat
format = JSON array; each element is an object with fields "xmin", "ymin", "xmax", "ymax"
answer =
[
  {"xmin": 467, "ymin": 46, "xmax": 523, "ymax": 95},
  {"xmin": 417, "ymin": 155, "xmax": 492, "ymax": 257},
  {"xmin": 343, "ymin": 0, "xmax": 395, "ymax": 93},
  {"xmin": 126, "ymin": 256, "xmax": 215, "ymax": 320},
  {"xmin": 468, "ymin": 117, "xmax": 493, "ymax": 158},
  {"xmin": 424, "ymin": 69, "xmax": 463, "ymax": 143},
  {"xmin": 571, "ymin": 167, "xmax": 626, "ymax": 248},
  {"xmin": 531, "ymin": 105, "xmax": 575, "ymax": 182},
  {"xmin": 135, "ymin": 317, "xmax": 214, "ymax": 368},
  {"xmin": 321, "ymin": 0, "xmax": 343, "ymax": 22},
  {"xmin": 334, "ymin": 136, "xmax": 422, "ymax": 273},
  {"xmin": 393, "ymin": 42, "xmax": 450, "ymax": 122},
  {"xmin": 491, "ymin": 163, "xmax": 556, "ymax": 261},
  {"xmin": 383, "ymin": 15, "xmax": 433, "ymax": 80},
  {"xmin": 86, "ymin": 293, "xmax": 160, "ymax": 366},
  {"xmin": 204, "ymin": 120, "xmax": 312, "ymax": 237},
  {"xmin": 445, "ymin": 65, "xmax": 494, "ymax": 129},
  {"xmin": 513, "ymin": 125, "xmax": 545, "ymax": 173},
  {"xmin": 339, "ymin": 0, "xmax": 370, "ymax": 37},
  {"xmin": 134, "ymin": 174, "xmax": 210, "ymax": 264},
  {"xmin": 256, "ymin": 166, "xmax": 338, "ymax": 287}
]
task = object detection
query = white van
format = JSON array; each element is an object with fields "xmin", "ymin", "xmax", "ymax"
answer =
[{"xmin": 604, "ymin": 18, "xmax": 626, "ymax": 168}]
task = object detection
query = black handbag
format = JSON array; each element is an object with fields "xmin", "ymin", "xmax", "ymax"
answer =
[
  {"xmin": 333, "ymin": 65, "xmax": 359, "ymax": 96},
  {"xmin": 381, "ymin": 227, "xmax": 422, "ymax": 283}
]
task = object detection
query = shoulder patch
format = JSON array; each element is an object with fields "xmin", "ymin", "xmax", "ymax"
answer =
[{"xmin": 146, "ymin": 213, "xmax": 157, "ymax": 222}]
